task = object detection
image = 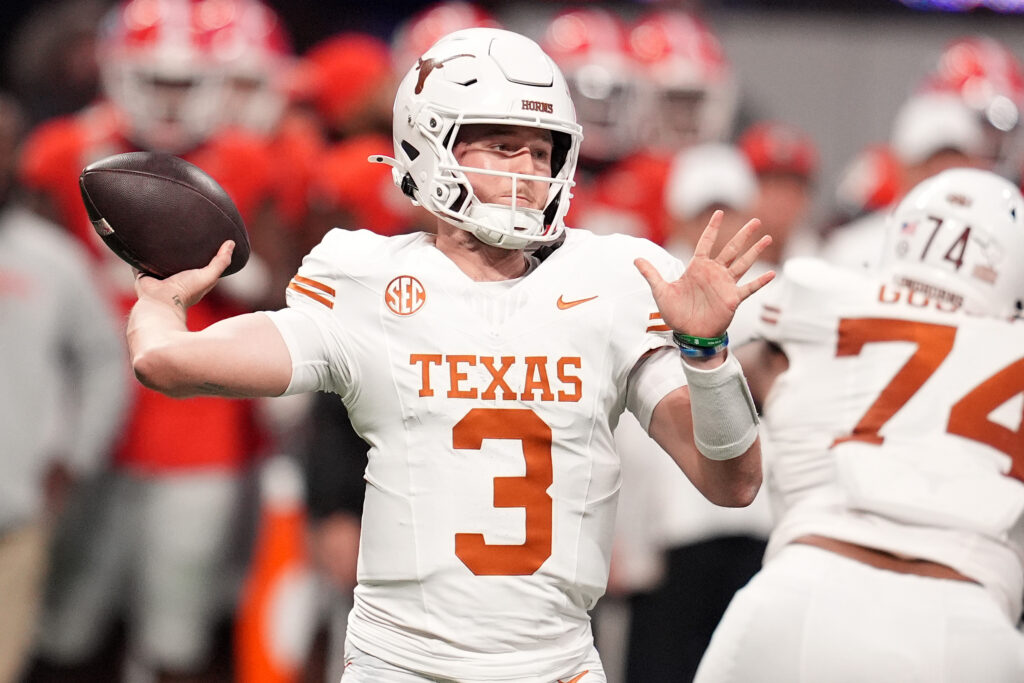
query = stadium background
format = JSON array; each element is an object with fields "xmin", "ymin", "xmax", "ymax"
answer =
[{"xmin": 4, "ymin": 0, "xmax": 1023, "ymax": 224}]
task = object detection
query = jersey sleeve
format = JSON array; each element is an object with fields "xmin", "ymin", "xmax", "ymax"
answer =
[
  {"xmin": 265, "ymin": 229, "xmax": 380, "ymax": 397},
  {"xmin": 618, "ymin": 236, "xmax": 687, "ymax": 426},
  {"xmin": 625, "ymin": 346, "xmax": 686, "ymax": 430}
]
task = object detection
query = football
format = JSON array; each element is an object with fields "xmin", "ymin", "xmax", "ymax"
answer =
[{"xmin": 79, "ymin": 152, "xmax": 250, "ymax": 279}]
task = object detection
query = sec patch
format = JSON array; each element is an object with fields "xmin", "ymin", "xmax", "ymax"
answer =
[{"xmin": 385, "ymin": 275, "xmax": 426, "ymax": 316}]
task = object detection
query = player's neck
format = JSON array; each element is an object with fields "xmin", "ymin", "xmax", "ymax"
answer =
[{"xmin": 433, "ymin": 223, "xmax": 531, "ymax": 282}]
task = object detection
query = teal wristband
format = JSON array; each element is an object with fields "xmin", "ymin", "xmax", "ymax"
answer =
[{"xmin": 672, "ymin": 331, "xmax": 729, "ymax": 348}]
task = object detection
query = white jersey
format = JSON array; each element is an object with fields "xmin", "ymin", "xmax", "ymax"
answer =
[
  {"xmin": 266, "ymin": 228, "xmax": 683, "ymax": 680},
  {"xmin": 757, "ymin": 258, "xmax": 1024, "ymax": 623}
]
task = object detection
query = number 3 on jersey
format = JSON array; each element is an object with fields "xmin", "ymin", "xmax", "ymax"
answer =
[
  {"xmin": 834, "ymin": 318, "xmax": 1024, "ymax": 480},
  {"xmin": 453, "ymin": 408, "xmax": 553, "ymax": 576}
]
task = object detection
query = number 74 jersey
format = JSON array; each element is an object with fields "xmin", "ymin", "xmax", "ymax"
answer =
[
  {"xmin": 757, "ymin": 257, "xmax": 1024, "ymax": 624},
  {"xmin": 266, "ymin": 228, "xmax": 682, "ymax": 680}
]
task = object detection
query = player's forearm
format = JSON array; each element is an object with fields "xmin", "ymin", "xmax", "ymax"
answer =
[
  {"xmin": 129, "ymin": 303, "xmax": 293, "ymax": 399},
  {"xmin": 126, "ymin": 294, "xmax": 200, "ymax": 396},
  {"xmin": 649, "ymin": 390, "xmax": 762, "ymax": 506}
]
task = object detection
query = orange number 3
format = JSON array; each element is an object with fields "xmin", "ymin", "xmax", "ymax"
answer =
[
  {"xmin": 834, "ymin": 318, "xmax": 1024, "ymax": 481},
  {"xmin": 453, "ymin": 408, "xmax": 553, "ymax": 576}
]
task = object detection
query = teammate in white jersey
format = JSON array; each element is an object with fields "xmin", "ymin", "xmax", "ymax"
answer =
[
  {"xmin": 695, "ymin": 167, "xmax": 1024, "ymax": 683},
  {"xmin": 125, "ymin": 28, "xmax": 773, "ymax": 683}
]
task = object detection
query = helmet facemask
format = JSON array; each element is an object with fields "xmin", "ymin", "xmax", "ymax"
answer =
[{"xmin": 375, "ymin": 28, "xmax": 583, "ymax": 251}]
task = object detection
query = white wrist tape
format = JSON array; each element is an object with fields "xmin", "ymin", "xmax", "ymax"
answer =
[{"xmin": 681, "ymin": 352, "xmax": 759, "ymax": 461}]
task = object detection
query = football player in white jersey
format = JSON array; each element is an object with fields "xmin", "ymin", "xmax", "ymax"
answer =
[
  {"xmin": 125, "ymin": 28, "xmax": 774, "ymax": 683},
  {"xmin": 695, "ymin": 167, "xmax": 1024, "ymax": 683}
]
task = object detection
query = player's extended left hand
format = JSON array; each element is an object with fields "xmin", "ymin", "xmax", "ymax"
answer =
[
  {"xmin": 635, "ymin": 210, "xmax": 774, "ymax": 339},
  {"xmin": 134, "ymin": 240, "xmax": 235, "ymax": 311}
]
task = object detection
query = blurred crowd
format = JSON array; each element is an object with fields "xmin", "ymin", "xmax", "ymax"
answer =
[{"xmin": 0, "ymin": 1, "xmax": 1022, "ymax": 683}]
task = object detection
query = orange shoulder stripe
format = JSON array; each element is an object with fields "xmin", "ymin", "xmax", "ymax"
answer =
[
  {"xmin": 293, "ymin": 275, "xmax": 335, "ymax": 296},
  {"xmin": 288, "ymin": 281, "xmax": 334, "ymax": 309}
]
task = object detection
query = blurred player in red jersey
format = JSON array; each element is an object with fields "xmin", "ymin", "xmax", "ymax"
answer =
[
  {"xmin": 583, "ymin": 9, "xmax": 739, "ymax": 246},
  {"xmin": 697, "ymin": 166, "xmax": 1024, "ymax": 683},
  {"xmin": 17, "ymin": 1, "xmax": 289, "ymax": 681},
  {"xmin": 540, "ymin": 6, "xmax": 645, "ymax": 242}
]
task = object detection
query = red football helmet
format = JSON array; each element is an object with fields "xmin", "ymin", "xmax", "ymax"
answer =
[
  {"xmin": 628, "ymin": 10, "xmax": 738, "ymax": 152},
  {"xmin": 97, "ymin": 0, "xmax": 231, "ymax": 152},
  {"xmin": 390, "ymin": 1, "xmax": 502, "ymax": 74},
  {"xmin": 738, "ymin": 120, "xmax": 817, "ymax": 179},
  {"xmin": 919, "ymin": 35, "xmax": 1024, "ymax": 166},
  {"xmin": 542, "ymin": 7, "xmax": 639, "ymax": 164},
  {"xmin": 213, "ymin": 0, "xmax": 293, "ymax": 135},
  {"xmin": 922, "ymin": 35, "xmax": 1024, "ymax": 132}
]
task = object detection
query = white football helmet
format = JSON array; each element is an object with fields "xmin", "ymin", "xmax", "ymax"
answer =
[
  {"xmin": 373, "ymin": 28, "xmax": 583, "ymax": 250},
  {"xmin": 880, "ymin": 167, "xmax": 1024, "ymax": 319}
]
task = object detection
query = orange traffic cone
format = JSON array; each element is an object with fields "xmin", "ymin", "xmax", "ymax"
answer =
[{"xmin": 236, "ymin": 455, "xmax": 319, "ymax": 683}]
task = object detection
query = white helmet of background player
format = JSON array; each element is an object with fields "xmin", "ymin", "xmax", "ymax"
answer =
[
  {"xmin": 98, "ymin": 0, "xmax": 228, "ymax": 152},
  {"xmin": 628, "ymin": 10, "xmax": 738, "ymax": 152},
  {"xmin": 880, "ymin": 167, "xmax": 1024, "ymax": 319},
  {"xmin": 542, "ymin": 7, "xmax": 638, "ymax": 164},
  {"xmin": 374, "ymin": 28, "xmax": 583, "ymax": 250}
]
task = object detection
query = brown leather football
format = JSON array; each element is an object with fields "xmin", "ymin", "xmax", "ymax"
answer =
[{"xmin": 79, "ymin": 151, "xmax": 249, "ymax": 279}]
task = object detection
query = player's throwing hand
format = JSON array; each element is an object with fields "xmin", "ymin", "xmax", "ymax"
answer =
[
  {"xmin": 134, "ymin": 240, "xmax": 236, "ymax": 312},
  {"xmin": 635, "ymin": 210, "xmax": 774, "ymax": 340}
]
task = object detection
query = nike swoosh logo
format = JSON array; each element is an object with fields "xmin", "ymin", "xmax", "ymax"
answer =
[
  {"xmin": 557, "ymin": 295, "xmax": 598, "ymax": 310},
  {"xmin": 558, "ymin": 671, "xmax": 590, "ymax": 683}
]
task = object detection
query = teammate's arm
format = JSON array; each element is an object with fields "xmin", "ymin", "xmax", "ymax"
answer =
[{"xmin": 127, "ymin": 241, "xmax": 293, "ymax": 398}]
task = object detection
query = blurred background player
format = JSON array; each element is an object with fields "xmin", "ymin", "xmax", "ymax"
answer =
[
  {"xmin": 917, "ymin": 34, "xmax": 1024, "ymax": 178},
  {"xmin": 17, "ymin": 1, "xmax": 292, "ymax": 681},
  {"xmin": 584, "ymin": 9, "xmax": 739, "ymax": 246},
  {"xmin": 697, "ymin": 168, "xmax": 1024, "ymax": 682},
  {"xmin": 296, "ymin": 32, "xmax": 394, "ymax": 143},
  {"xmin": 4, "ymin": 0, "xmax": 107, "ymax": 126},
  {"xmin": 819, "ymin": 90, "xmax": 990, "ymax": 270},
  {"xmin": 737, "ymin": 120, "xmax": 820, "ymax": 262},
  {"xmin": 388, "ymin": 0, "xmax": 501, "ymax": 81},
  {"xmin": 540, "ymin": 6, "xmax": 645, "ymax": 241},
  {"xmin": 541, "ymin": 6, "xmax": 639, "ymax": 179},
  {"xmin": 0, "ymin": 91, "xmax": 128, "ymax": 683},
  {"xmin": 611, "ymin": 143, "xmax": 774, "ymax": 683},
  {"xmin": 823, "ymin": 143, "xmax": 901, "ymax": 236}
]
